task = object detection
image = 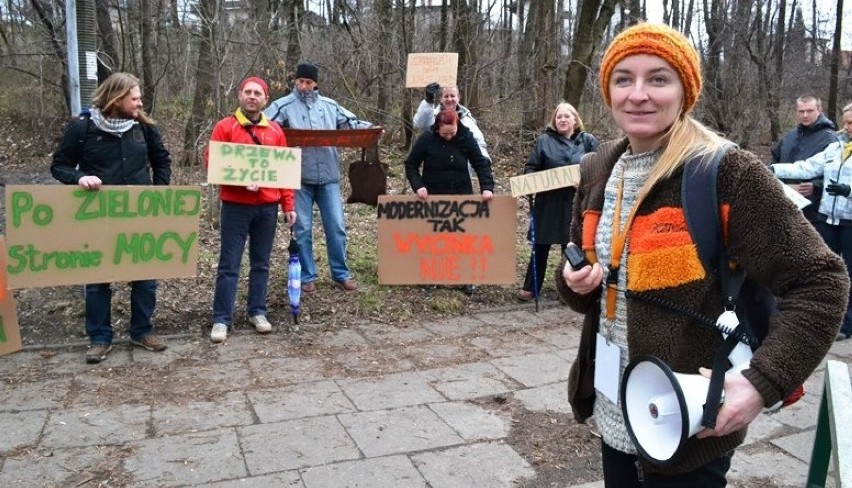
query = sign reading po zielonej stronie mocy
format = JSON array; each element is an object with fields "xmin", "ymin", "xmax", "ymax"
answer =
[{"xmin": 4, "ymin": 185, "xmax": 202, "ymax": 288}]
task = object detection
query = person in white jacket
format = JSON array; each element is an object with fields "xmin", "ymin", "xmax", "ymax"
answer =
[
  {"xmin": 772, "ymin": 101, "xmax": 852, "ymax": 340},
  {"xmin": 412, "ymin": 83, "xmax": 490, "ymax": 162}
]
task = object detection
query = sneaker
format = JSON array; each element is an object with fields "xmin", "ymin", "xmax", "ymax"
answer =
[
  {"xmin": 462, "ymin": 284, "xmax": 476, "ymax": 296},
  {"xmin": 210, "ymin": 323, "xmax": 228, "ymax": 343},
  {"xmin": 334, "ymin": 279, "xmax": 358, "ymax": 291},
  {"xmin": 249, "ymin": 315, "xmax": 272, "ymax": 334},
  {"xmin": 301, "ymin": 282, "xmax": 317, "ymax": 293},
  {"xmin": 517, "ymin": 290, "xmax": 534, "ymax": 302},
  {"xmin": 130, "ymin": 335, "xmax": 167, "ymax": 352},
  {"xmin": 85, "ymin": 344, "xmax": 112, "ymax": 364},
  {"xmin": 836, "ymin": 332, "xmax": 852, "ymax": 342}
]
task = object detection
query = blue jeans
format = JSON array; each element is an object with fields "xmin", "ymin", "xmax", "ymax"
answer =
[
  {"xmin": 212, "ymin": 201, "xmax": 279, "ymax": 325},
  {"xmin": 294, "ymin": 182, "xmax": 350, "ymax": 283},
  {"xmin": 85, "ymin": 280, "xmax": 157, "ymax": 345},
  {"xmin": 818, "ymin": 222, "xmax": 852, "ymax": 335}
]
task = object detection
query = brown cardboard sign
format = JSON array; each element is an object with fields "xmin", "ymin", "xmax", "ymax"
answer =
[
  {"xmin": 207, "ymin": 141, "xmax": 301, "ymax": 189},
  {"xmin": 5, "ymin": 185, "xmax": 201, "ymax": 289},
  {"xmin": 509, "ymin": 165, "xmax": 581, "ymax": 197},
  {"xmin": 0, "ymin": 237, "xmax": 22, "ymax": 357},
  {"xmin": 377, "ymin": 195, "xmax": 517, "ymax": 285},
  {"xmin": 405, "ymin": 53, "xmax": 459, "ymax": 88},
  {"xmin": 282, "ymin": 128, "xmax": 384, "ymax": 148}
]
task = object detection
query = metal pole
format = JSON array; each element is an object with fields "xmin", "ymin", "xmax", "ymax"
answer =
[{"xmin": 65, "ymin": 0, "xmax": 81, "ymax": 116}]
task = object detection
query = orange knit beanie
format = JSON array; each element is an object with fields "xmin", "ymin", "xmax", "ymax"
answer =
[{"xmin": 599, "ymin": 23, "xmax": 702, "ymax": 113}]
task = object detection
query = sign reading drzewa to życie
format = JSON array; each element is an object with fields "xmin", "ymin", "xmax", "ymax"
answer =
[
  {"xmin": 207, "ymin": 141, "xmax": 301, "ymax": 189},
  {"xmin": 4, "ymin": 185, "xmax": 202, "ymax": 289}
]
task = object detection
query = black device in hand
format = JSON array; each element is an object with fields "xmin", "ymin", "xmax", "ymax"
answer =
[
  {"xmin": 563, "ymin": 242, "xmax": 590, "ymax": 271},
  {"xmin": 827, "ymin": 178, "xmax": 852, "ymax": 197},
  {"xmin": 424, "ymin": 82, "xmax": 441, "ymax": 104}
]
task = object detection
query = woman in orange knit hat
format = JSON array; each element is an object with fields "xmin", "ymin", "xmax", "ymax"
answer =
[{"xmin": 556, "ymin": 23, "xmax": 848, "ymax": 486}]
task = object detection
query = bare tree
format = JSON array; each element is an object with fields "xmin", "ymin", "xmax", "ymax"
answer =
[
  {"xmin": 826, "ymin": 0, "xmax": 844, "ymax": 122},
  {"xmin": 562, "ymin": 0, "xmax": 618, "ymax": 110},
  {"xmin": 181, "ymin": 0, "xmax": 219, "ymax": 166}
]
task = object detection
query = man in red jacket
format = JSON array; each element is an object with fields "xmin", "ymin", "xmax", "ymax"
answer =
[{"xmin": 206, "ymin": 76, "xmax": 296, "ymax": 343}]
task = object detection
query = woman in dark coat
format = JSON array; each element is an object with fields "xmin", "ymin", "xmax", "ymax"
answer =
[
  {"xmin": 518, "ymin": 102, "xmax": 599, "ymax": 301},
  {"xmin": 405, "ymin": 108, "xmax": 494, "ymax": 199},
  {"xmin": 405, "ymin": 109, "xmax": 494, "ymax": 295}
]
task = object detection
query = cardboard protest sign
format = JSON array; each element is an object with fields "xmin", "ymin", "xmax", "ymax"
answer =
[
  {"xmin": 405, "ymin": 53, "xmax": 459, "ymax": 88},
  {"xmin": 377, "ymin": 195, "xmax": 516, "ymax": 285},
  {"xmin": 509, "ymin": 165, "xmax": 581, "ymax": 197},
  {"xmin": 282, "ymin": 128, "xmax": 384, "ymax": 148},
  {"xmin": 4, "ymin": 185, "xmax": 201, "ymax": 288},
  {"xmin": 207, "ymin": 141, "xmax": 301, "ymax": 189},
  {"xmin": 0, "ymin": 237, "xmax": 22, "ymax": 357}
]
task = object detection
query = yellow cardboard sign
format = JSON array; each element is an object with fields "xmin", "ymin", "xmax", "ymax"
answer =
[
  {"xmin": 0, "ymin": 237, "xmax": 22, "ymax": 357},
  {"xmin": 207, "ymin": 141, "xmax": 301, "ymax": 189},
  {"xmin": 509, "ymin": 165, "xmax": 581, "ymax": 197},
  {"xmin": 405, "ymin": 53, "xmax": 459, "ymax": 88},
  {"xmin": 5, "ymin": 185, "xmax": 201, "ymax": 288},
  {"xmin": 377, "ymin": 195, "xmax": 516, "ymax": 285}
]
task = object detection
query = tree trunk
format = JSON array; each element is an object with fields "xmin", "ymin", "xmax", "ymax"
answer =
[
  {"xmin": 30, "ymin": 0, "xmax": 70, "ymax": 113},
  {"xmin": 399, "ymin": 0, "xmax": 414, "ymax": 149},
  {"xmin": 140, "ymin": 0, "xmax": 156, "ymax": 112},
  {"xmin": 826, "ymin": 0, "xmax": 844, "ymax": 123},
  {"xmin": 375, "ymin": 0, "xmax": 392, "ymax": 126},
  {"xmin": 181, "ymin": 0, "xmax": 217, "ymax": 166},
  {"xmin": 95, "ymin": 0, "xmax": 119, "ymax": 80},
  {"xmin": 285, "ymin": 0, "xmax": 302, "ymax": 78},
  {"xmin": 562, "ymin": 0, "xmax": 618, "ymax": 110}
]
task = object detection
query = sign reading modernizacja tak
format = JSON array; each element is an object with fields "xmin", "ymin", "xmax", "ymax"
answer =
[{"xmin": 4, "ymin": 185, "xmax": 202, "ymax": 288}]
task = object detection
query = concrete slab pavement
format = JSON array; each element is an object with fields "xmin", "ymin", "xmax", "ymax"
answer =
[{"xmin": 0, "ymin": 301, "xmax": 849, "ymax": 487}]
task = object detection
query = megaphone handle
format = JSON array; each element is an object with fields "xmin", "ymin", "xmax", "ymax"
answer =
[{"xmin": 701, "ymin": 334, "xmax": 739, "ymax": 429}]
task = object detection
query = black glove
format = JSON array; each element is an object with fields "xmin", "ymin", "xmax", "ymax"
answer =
[
  {"xmin": 424, "ymin": 82, "xmax": 441, "ymax": 104},
  {"xmin": 826, "ymin": 181, "xmax": 851, "ymax": 197}
]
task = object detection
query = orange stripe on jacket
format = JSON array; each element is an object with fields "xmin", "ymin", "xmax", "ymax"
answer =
[{"xmin": 582, "ymin": 211, "xmax": 601, "ymax": 264}]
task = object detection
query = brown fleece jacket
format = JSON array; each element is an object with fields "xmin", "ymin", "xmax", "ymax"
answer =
[{"xmin": 556, "ymin": 138, "xmax": 849, "ymax": 474}]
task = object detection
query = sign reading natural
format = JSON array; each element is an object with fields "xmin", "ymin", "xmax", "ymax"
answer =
[
  {"xmin": 509, "ymin": 165, "xmax": 581, "ymax": 197},
  {"xmin": 5, "ymin": 185, "xmax": 202, "ymax": 288},
  {"xmin": 377, "ymin": 195, "xmax": 516, "ymax": 285},
  {"xmin": 207, "ymin": 141, "xmax": 301, "ymax": 189}
]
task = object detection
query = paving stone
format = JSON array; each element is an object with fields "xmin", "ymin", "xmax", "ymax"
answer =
[
  {"xmin": 555, "ymin": 347, "xmax": 579, "ymax": 362},
  {"xmin": 770, "ymin": 429, "xmax": 816, "ymax": 463},
  {"xmin": 239, "ymin": 416, "xmax": 361, "ymax": 474},
  {"xmin": 207, "ymin": 471, "xmax": 305, "ymax": 487},
  {"xmin": 0, "ymin": 446, "xmax": 121, "ymax": 486},
  {"xmin": 0, "ymin": 377, "xmax": 68, "ymax": 411},
  {"xmin": 470, "ymin": 331, "xmax": 555, "ymax": 357},
  {"xmin": 301, "ymin": 455, "xmax": 426, "ymax": 488},
  {"xmin": 42, "ymin": 404, "xmax": 151, "ymax": 448},
  {"xmin": 125, "ymin": 429, "xmax": 247, "ymax": 485},
  {"xmin": 421, "ymin": 362, "xmax": 514, "ymax": 400},
  {"xmin": 310, "ymin": 328, "xmax": 370, "ymax": 348},
  {"xmin": 741, "ymin": 412, "xmax": 788, "ymax": 447},
  {"xmin": 526, "ymin": 325, "xmax": 582, "ymax": 349},
  {"xmin": 412, "ymin": 441, "xmax": 535, "ymax": 488},
  {"xmin": 38, "ymin": 348, "xmax": 133, "ymax": 375},
  {"xmin": 338, "ymin": 405, "xmax": 464, "ymax": 457},
  {"xmin": 476, "ymin": 310, "xmax": 537, "ymax": 329},
  {"xmin": 164, "ymin": 361, "xmax": 255, "ymax": 394},
  {"xmin": 513, "ymin": 382, "xmax": 572, "ymax": 414},
  {"xmin": 213, "ymin": 337, "xmax": 294, "ymax": 362},
  {"xmin": 332, "ymin": 349, "xmax": 416, "ymax": 376},
  {"xmin": 728, "ymin": 449, "xmax": 808, "ymax": 487},
  {"xmin": 491, "ymin": 352, "xmax": 571, "ymax": 388},
  {"xmin": 567, "ymin": 481, "xmax": 604, "ymax": 488},
  {"xmin": 130, "ymin": 339, "xmax": 202, "ymax": 367},
  {"xmin": 429, "ymin": 401, "xmax": 510, "ymax": 440},
  {"xmin": 248, "ymin": 380, "xmax": 356, "ymax": 423},
  {"xmin": 768, "ymin": 396, "xmax": 821, "ymax": 430},
  {"xmin": 356, "ymin": 322, "xmax": 435, "ymax": 345},
  {"xmin": 337, "ymin": 371, "xmax": 445, "ymax": 411},
  {"xmin": 0, "ymin": 350, "xmax": 43, "ymax": 376},
  {"xmin": 152, "ymin": 392, "xmax": 253, "ymax": 436},
  {"xmin": 421, "ymin": 316, "xmax": 487, "ymax": 338},
  {"xmin": 0, "ymin": 410, "xmax": 48, "ymax": 453},
  {"xmin": 247, "ymin": 356, "xmax": 326, "ymax": 386},
  {"xmin": 403, "ymin": 342, "xmax": 472, "ymax": 368}
]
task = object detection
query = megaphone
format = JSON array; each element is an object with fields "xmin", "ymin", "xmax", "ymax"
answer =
[{"xmin": 620, "ymin": 356, "xmax": 711, "ymax": 464}]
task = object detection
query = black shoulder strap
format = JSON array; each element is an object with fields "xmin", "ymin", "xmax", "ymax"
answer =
[
  {"xmin": 71, "ymin": 117, "xmax": 93, "ymax": 164},
  {"xmin": 233, "ymin": 115, "xmax": 263, "ymax": 145}
]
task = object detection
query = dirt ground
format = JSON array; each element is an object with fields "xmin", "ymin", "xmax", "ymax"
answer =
[{"xmin": 0, "ymin": 115, "xmax": 606, "ymax": 485}]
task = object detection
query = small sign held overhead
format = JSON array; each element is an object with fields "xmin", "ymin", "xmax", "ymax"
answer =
[{"xmin": 405, "ymin": 53, "xmax": 459, "ymax": 88}]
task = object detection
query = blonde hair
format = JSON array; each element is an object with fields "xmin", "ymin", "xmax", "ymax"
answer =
[
  {"xmin": 547, "ymin": 102, "xmax": 585, "ymax": 134},
  {"xmin": 843, "ymin": 102, "xmax": 852, "ymax": 114},
  {"xmin": 91, "ymin": 72, "xmax": 155, "ymax": 125},
  {"xmin": 637, "ymin": 116, "xmax": 728, "ymax": 199}
]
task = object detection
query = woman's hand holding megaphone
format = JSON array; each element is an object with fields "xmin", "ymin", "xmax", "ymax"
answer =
[{"xmin": 695, "ymin": 368, "xmax": 764, "ymax": 439}]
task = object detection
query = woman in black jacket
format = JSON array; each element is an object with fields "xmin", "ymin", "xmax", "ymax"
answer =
[
  {"xmin": 405, "ymin": 108, "xmax": 494, "ymax": 200},
  {"xmin": 404, "ymin": 109, "xmax": 494, "ymax": 295},
  {"xmin": 518, "ymin": 102, "xmax": 599, "ymax": 301}
]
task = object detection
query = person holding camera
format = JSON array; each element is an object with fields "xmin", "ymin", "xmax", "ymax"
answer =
[
  {"xmin": 771, "ymin": 101, "xmax": 852, "ymax": 341},
  {"xmin": 412, "ymin": 83, "xmax": 490, "ymax": 162},
  {"xmin": 558, "ymin": 23, "xmax": 847, "ymax": 486}
]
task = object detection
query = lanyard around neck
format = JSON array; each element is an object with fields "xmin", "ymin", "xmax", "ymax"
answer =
[{"xmin": 605, "ymin": 178, "xmax": 645, "ymax": 321}]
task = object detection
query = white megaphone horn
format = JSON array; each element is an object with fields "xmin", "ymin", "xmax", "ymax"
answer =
[{"xmin": 620, "ymin": 311, "xmax": 753, "ymax": 465}]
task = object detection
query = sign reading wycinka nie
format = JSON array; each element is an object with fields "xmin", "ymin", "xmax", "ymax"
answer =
[
  {"xmin": 207, "ymin": 141, "xmax": 301, "ymax": 189},
  {"xmin": 377, "ymin": 195, "xmax": 516, "ymax": 285},
  {"xmin": 509, "ymin": 165, "xmax": 581, "ymax": 197},
  {"xmin": 4, "ymin": 185, "xmax": 201, "ymax": 289}
]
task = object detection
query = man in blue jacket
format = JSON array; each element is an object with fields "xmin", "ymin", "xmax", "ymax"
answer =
[
  {"xmin": 771, "ymin": 95, "xmax": 839, "ymax": 225},
  {"xmin": 264, "ymin": 63, "xmax": 373, "ymax": 293}
]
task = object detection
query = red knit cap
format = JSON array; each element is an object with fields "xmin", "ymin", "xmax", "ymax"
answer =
[
  {"xmin": 599, "ymin": 23, "xmax": 702, "ymax": 113},
  {"xmin": 239, "ymin": 76, "xmax": 269, "ymax": 97}
]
